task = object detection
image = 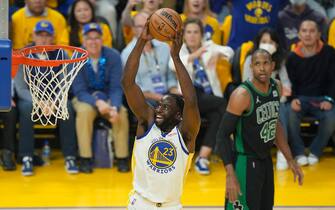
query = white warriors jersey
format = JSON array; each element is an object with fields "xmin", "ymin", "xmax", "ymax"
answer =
[{"xmin": 131, "ymin": 123, "xmax": 194, "ymax": 203}]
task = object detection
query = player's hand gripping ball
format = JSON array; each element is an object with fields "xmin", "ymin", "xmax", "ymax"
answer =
[{"xmin": 148, "ymin": 8, "xmax": 182, "ymax": 41}]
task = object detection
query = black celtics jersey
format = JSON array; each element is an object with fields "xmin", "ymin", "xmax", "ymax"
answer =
[{"xmin": 234, "ymin": 79, "xmax": 280, "ymax": 159}]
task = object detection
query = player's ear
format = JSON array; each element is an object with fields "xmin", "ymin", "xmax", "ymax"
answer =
[
  {"xmin": 176, "ymin": 112, "xmax": 182, "ymax": 121},
  {"xmin": 271, "ymin": 60, "xmax": 275, "ymax": 71}
]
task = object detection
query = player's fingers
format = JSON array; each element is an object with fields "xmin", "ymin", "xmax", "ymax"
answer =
[
  {"xmin": 238, "ymin": 186, "xmax": 242, "ymax": 196},
  {"xmin": 169, "ymin": 34, "xmax": 174, "ymax": 41},
  {"xmin": 320, "ymin": 102, "xmax": 325, "ymax": 110},
  {"xmin": 232, "ymin": 185, "xmax": 240, "ymax": 201},
  {"xmin": 144, "ymin": 19, "xmax": 149, "ymax": 26},
  {"xmin": 177, "ymin": 29, "xmax": 183, "ymax": 42},
  {"xmin": 298, "ymin": 169, "xmax": 304, "ymax": 185},
  {"xmin": 228, "ymin": 194, "xmax": 232, "ymax": 203},
  {"xmin": 228, "ymin": 190, "xmax": 235, "ymax": 203},
  {"xmin": 292, "ymin": 167, "xmax": 296, "ymax": 181},
  {"xmin": 178, "ymin": 28, "xmax": 183, "ymax": 37},
  {"xmin": 146, "ymin": 13, "xmax": 153, "ymax": 22},
  {"xmin": 299, "ymin": 175, "xmax": 303, "ymax": 185},
  {"xmin": 232, "ymin": 189, "xmax": 238, "ymax": 202},
  {"xmin": 174, "ymin": 29, "xmax": 181, "ymax": 41},
  {"xmin": 227, "ymin": 187, "xmax": 232, "ymax": 202}
]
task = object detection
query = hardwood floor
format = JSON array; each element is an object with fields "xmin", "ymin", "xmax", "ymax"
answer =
[{"xmin": 0, "ymin": 150, "xmax": 334, "ymax": 208}]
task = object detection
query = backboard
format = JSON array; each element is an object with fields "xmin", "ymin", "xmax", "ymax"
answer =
[{"xmin": 0, "ymin": 0, "xmax": 11, "ymax": 111}]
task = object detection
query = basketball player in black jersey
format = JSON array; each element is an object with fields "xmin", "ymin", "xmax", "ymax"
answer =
[{"xmin": 217, "ymin": 49, "xmax": 304, "ymax": 210}]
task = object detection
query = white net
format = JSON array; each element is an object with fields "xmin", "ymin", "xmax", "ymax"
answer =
[{"xmin": 21, "ymin": 46, "xmax": 88, "ymax": 126}]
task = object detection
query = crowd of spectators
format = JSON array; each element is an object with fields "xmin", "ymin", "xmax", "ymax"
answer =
[{"xmin": 1, "ymin": 0, "xmax": 335, "ymax": 176}]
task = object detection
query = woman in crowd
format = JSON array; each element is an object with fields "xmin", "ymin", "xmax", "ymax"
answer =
[
  {"xmin": 68, "ymin": 0, "xmax": 112, "ymax": 47},
  {"xmin": 181, "ymin": 0, "xmax": 221, "ymax": 44}
]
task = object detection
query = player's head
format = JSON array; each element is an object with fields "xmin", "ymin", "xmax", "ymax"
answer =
[
  {"xmin": 154, "ymin": 94, "xmax": 184, "ymax": 129},
  {"xmin": 33, "ymin": 20, "xmax": 55, "ymax": 46},
  {"xmin": 298, "ymin": 19, "xmax": 320, "ymax": 48},
  {"xmin": 250, "ymin": 49, "xmax": 274, "ymax": 84},
  {"xmin": 183, "ymin": 18, "xmax": 203, "ymax": 50},
  {"xmin": 25, "ymin": 0, "xmax": 47, "ymax": 16},
  {"xmin": 82, "ymin": 23, "xmax": 103, "ymax": 55},
  {"xmin": 133, "ymin": 12, "xmax": 150, "ymax": 38}
]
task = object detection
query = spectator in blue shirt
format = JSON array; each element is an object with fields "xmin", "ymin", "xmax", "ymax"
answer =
[
  {"xmin": 72, "ymin": 22, "xmax": 130, "ymax": 173},
  {"xmin": 121, "ymin": 12, "xmax": 178, "ymax": 107}
]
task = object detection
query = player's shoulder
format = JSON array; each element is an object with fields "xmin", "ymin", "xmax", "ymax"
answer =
[
  {"xmin": 231, "ymin": 85, "xmax": 251, "ymax": 101},
  {"xmin": 227, "ymin": 85, "xmax": 252, "ymax": 114}
]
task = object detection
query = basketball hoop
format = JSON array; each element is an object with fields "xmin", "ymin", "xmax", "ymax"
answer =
[{"xmin": 13, "ymin": 45, "xmax": 88, "ymax": 126}]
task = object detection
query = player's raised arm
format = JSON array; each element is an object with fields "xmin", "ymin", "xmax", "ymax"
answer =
[
  {"xmin": 170, "ymin": 29, "xmax": 200, "ymax": 153},
  {"xmin": 121, "ymin": 21, "xmax": 153, "ymax": 122}
]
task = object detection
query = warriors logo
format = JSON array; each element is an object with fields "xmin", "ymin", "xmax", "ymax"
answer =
[
  {"xmin": 245, "ymin": 1, "xmax": 273, "ymax": 24},
  {"xmin": 147, "ymin": 140, "xmax": 177, "ymax": 173}
]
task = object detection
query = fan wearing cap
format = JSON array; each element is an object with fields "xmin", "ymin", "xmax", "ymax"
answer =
[
  {"xmin": 32, "ymin": 20, "xmax": 55, "ymax": 46},
  {"xmin": 14, "ymin": 20, "xmax": 79, "ymax": 176},
  {"xmin": 72, "ymin": 22, "xmax": 130, "ymax": 173}
]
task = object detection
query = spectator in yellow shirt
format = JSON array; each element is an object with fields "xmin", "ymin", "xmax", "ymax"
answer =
[
  {"xmin": 181, "ymin": 0, "xmax": 221, "ymax": 45},
  {"xmin": 11, "ymin": 0, "xmax": 68, "ymax": 49},
  {"xmin": 67, "ymin": 0, "xmax": 112, "ymax": 48}
]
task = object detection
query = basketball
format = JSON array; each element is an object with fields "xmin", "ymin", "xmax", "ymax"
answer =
[{"xmin": 149, "ymin": 8, "xmax": 182, "ymax": 41}]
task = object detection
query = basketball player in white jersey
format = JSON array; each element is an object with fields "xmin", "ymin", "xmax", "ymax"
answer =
[{"xmin": 122, "ymin": 21, "xmax": 201, "ymax": 209}]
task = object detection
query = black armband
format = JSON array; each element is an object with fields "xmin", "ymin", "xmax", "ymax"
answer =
[{"xmin": 216, "ymin": 111, "xmax": 241, "ymax": 166}]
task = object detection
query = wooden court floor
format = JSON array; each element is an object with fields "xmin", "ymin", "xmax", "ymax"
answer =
[{"xmin": 0, "ymin": 149, "xmax": 334, "ymax": 209}]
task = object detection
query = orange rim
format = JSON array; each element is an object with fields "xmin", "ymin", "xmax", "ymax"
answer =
[{"xmin": 13, "ymin": 45, "xmax": 89, "ymax": 67}]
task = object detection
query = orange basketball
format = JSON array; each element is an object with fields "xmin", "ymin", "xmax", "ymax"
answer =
[{"xmin": 149, "ymin": 8, "xmax": 182, "ymax": 41}]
